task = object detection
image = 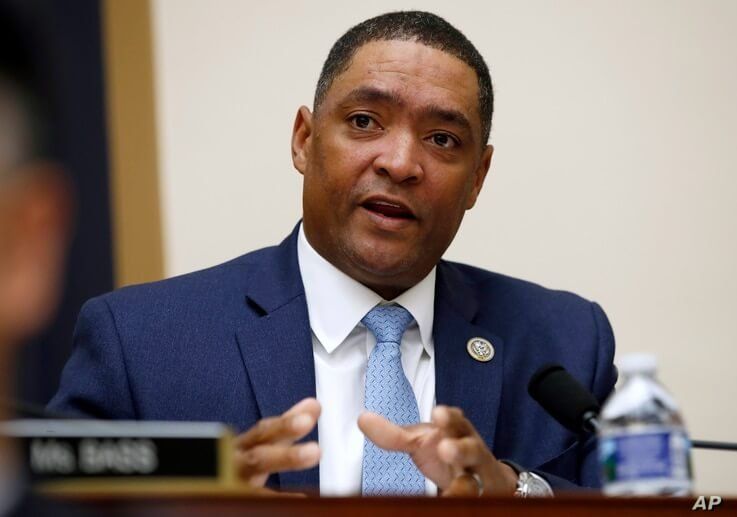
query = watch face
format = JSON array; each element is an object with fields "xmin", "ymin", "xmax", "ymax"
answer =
[{"xmin": 519, "ymin": 472, "xmax": 554, "ymax": 497}]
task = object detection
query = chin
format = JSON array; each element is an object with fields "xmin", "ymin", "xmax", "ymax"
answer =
[{"xmin": 344, "ymin": 239, "xmax": 419, "ymax": 279}]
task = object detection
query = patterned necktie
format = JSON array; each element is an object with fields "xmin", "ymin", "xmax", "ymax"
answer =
[{"xmin": 361, "ymin": 304, "xmax": 425, "ymax": 495}]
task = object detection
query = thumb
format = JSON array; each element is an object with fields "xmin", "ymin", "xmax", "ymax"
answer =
[{"xmin": 358, "ymin": 412, "xmax": 408, "ymax": 451}]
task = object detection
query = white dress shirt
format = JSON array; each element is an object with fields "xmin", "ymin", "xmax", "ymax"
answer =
[{"xmin": 297, "ymin": 224, "xmax": 437, "ymax": 496}]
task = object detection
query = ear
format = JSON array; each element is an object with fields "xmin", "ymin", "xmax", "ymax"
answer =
[
  {"xmin": 0, "ymin": 165, "xmax": 73, "ymax": 343},
  {"xmin": 465, "ymin": 144, "xmax": 493, "ymax": 209},
  {"xmin": 291, "ymin": 105, "xmax": 314, "ymax": 176}
]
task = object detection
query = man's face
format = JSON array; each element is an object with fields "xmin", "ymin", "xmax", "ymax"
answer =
[
  {"xmin": 0, "ymin": 89, "xmax": 70, "ymax": 348},
  {"xmin": 292, "ymin": 39, "xmax": 492, "ymax": 299}
]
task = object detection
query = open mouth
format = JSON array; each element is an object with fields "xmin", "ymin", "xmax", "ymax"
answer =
[{"xmin": 361, "ymin": 199, "xmax": 415, "ymax": 219}]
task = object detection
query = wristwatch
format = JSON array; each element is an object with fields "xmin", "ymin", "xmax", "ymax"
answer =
[
  {"xmin": 514, "ymin": 471, "xmax": 554, "ymax": 498},
  {"xmin": 500, "ymin": 460, "xmax": 554, "ymax": 498}
]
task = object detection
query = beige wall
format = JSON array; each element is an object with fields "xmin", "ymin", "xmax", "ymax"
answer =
[
  {"xmin": 150, "ymin": 0, "xmax": 737, "ymax": 494},
  {"xmin": 104, "ymin": 0, "xmax": 164, "ymax": 287}
]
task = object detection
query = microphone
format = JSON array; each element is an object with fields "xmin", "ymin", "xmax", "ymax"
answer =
[
  {"xmin": 527, "ymin": 363, "xmax": 601, "ymax": 434},
  {"xmin": 527, "ymin": 364, "xmax": 737, "ymax": 452}
]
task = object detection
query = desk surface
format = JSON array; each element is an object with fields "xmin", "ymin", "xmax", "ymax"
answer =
[{"xmin": 47, "ymin": 492, "xmax": 735, "ymax": 517}]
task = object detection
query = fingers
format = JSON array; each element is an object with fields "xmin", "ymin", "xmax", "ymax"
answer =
[
  {"xmin": 236, "ymin": 413, "xmax": 314, "ymax": 449},
  {"xmin": 432, "ymin": 405, "xmax": 514, "ymax": 495},
  {"xmin": 439, "ymin": 435, "xmax": 519, "ymax": 495},
  {"xmin": 442, "ymin": 473, "xmax": 483, "ymax": 497},
  {"xmin": 358, "ymin": 405, "xmax": 516, "ymax": 496},
  {"xmin": 433, "ymin": 405, "xmax": 494, "ymax": 470},
  {"xmin": 283, "ymin": 397, "xmax": 321, "ymax": 419},
  {"xmin": 437, "ymin": 436, "xmax": 486, "ymax": 468},
  {"xmin": 236, "ymin": 441, "xmax": 320, "ymax": 481},
  {"xmin": 237, "ymin": 398, "xmax": 320, "ymax": 449},
  {"xmin": 359, "ymin": 406, "xmax": 470, "ymax": 453},
  {"xmin": 234, "ymin": 398, "xmax": 321, "ymax": 486},
  {"xmin": 433, "ymin": 405, "xmax": 489, "ymax": 470},
  {"xmin": 357, "ymin": 412, "xmax": 408, "ymax": 451},
  {"xmin": 357, "ymin": 412, "xmax": 433, "ymax": 453},
  {"xmin": 432, "ymin": 406, "xmax": 477, "ymax": 438}
]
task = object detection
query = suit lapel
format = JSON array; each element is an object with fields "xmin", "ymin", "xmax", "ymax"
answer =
[
  {"xmin": 235, "ymin": 224, "xmax": 319, "ymax": 489},
  {"xmin": 434, "ymin": 261, "xmax": 504, "ymax": 450},
  {"xmin": 234, "ymin": 230, "xmax": 505, "ymax": 488}
]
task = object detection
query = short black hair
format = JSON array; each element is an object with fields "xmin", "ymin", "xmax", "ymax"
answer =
[{"xmin": 314, "ymin": 11, "xmax": 494, "ymax": 145}]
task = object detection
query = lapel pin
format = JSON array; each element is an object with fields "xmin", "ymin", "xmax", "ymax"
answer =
[{"xmin": 467, "ymin": 337, "xmax": 494, "ymax": 362}]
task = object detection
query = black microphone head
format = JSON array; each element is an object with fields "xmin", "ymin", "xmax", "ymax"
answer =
[{"xmin": 528, "ymin": 364, "xmax": 601, "ymax": 434}]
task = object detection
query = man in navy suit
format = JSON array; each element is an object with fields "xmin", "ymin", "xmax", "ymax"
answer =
[{"xmin": 50, "ymin": 11, "xmax": 616, "ymax": 496}]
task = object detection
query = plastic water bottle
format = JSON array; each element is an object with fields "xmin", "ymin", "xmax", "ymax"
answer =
[{"xmin": 598, "ymin": 353, "xmax": 692, "ymax": 495}]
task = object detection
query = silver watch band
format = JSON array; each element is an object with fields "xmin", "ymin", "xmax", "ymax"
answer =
[
  {"xmin": 515, "ymin": 471, "xmax": 554, "ymax": 498},
  {"xmin": 499, "ymin": 460, "xmax": 554, "ymax": 498}
]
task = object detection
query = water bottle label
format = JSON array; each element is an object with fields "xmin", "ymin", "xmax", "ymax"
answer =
[{"xmin": 599, "ymin": 428, "xmax": 691, "ymax": 485}]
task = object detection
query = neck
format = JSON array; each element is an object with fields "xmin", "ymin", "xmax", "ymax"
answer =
[
  {"xmin": 300, "ymin": 224, "xmax": 424, "ymax": 301},
  {"xmin": 362, "ymin": 283, "xmax": 406, "ymax": 301}
]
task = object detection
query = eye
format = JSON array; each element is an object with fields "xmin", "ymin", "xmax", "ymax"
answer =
[
  {"xmin": 349, "ymin": 114, "xmax": 379, "ymax": 130},
  {"xmin": 430, "ymin": 132, "xmax": 459, "ymax": 149}
]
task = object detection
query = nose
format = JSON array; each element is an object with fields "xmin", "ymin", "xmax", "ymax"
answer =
[{"xmin": 372, "ymin": 130, "xmax": 424, "ymax": 184}]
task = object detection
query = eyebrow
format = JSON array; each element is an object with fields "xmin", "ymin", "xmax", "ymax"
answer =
[
  {"xmin": 339, "ymin": 86, "xmax": 473, "ymax": 135},
  {"xmin": 340, "ymin": 86, "xmax": 405, "ymax": 107},
  {"xmin": 419, "ymin": 104, "xmax": 472, "ymax": 135}
]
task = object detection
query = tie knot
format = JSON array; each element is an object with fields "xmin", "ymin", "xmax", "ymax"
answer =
[{"xmin": 361, "ymin": 304, "xmax": 414, "ymax": 345}]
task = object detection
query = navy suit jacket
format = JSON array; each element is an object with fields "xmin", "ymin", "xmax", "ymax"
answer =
[{"xmin": 49, "ymin": 225, "xmax": 616, "ymax": 491}]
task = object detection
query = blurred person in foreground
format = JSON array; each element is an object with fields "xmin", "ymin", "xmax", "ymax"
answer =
[
  {"xmin": 0, "ymin": 6, "xmax": 74, "ymax": 516},
  {"xmin": 51, "ymin": 11, "xmax": 616, "ymax": 496}
]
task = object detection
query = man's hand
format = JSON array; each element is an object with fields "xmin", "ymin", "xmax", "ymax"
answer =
[
  {"xmin": 234, "ymin": 397, "xmax": 321, "ymax": 493},
  {"xmin": 358, "ymin": 405, "xmax": 518, "ymax": 496}
]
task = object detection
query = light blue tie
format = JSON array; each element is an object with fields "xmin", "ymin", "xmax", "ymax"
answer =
[{"xmin": 361, "ymin": 304, "xmax": 425, "ymax": 495}]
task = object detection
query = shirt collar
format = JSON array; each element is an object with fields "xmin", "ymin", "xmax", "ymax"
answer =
[{"xmin": 297, "ymin": 223, "xmax": 436, "ymax": 354}]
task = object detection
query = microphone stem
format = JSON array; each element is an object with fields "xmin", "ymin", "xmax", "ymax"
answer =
[
  {"xmin": 583, "ymin": 414, "xmax": 737, "ymax": 452},
  {"xmin": 692, "ymin": 440, "xmax": 737, "ymax": 452},
  {"xmin": 582, "ymin": 412, "xmax": 601, "ymax": 434}
]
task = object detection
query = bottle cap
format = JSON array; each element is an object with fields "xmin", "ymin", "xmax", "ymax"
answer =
[{"xmin": 617, "ymin": 353, "xmax": 657, "ymax": 375}]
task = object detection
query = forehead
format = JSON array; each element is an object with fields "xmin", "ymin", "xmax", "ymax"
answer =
[{"xmin": 326, "ymin": 40, "xmax": 481, "ymax": 128}]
